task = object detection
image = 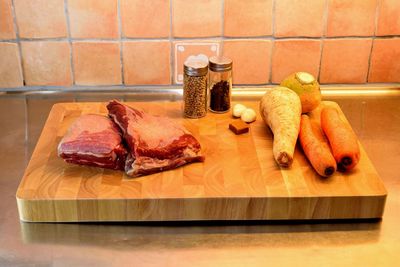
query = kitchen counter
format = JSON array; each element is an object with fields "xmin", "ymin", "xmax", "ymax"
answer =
[{"xmin": 0, "ymin": 89, "xmax": 399, "ymax": 266}]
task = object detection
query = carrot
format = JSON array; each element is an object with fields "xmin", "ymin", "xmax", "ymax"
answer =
[
  {"xmin": 259, "ymin": 87, "xmax": 302, "ymax": 168},
  {"xmin": 299, "ymin": 115, "xmax": 336, "ymax": 177},
  {"xmin": 320, "ymin": 107, "xmax": 360, "ymax": 172}
]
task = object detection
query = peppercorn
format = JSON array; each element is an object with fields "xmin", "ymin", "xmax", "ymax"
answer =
[{"xmin": 183, "ymin": 74, "xmax": 207, "ymax": 118}]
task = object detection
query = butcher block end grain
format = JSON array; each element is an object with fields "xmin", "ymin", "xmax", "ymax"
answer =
[{"xmin": 16, "ymin": 101, "xmax": 387, "ymax": 222}]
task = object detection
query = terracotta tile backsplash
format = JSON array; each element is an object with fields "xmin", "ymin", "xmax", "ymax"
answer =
[
  {"xmin": 0, "ymin": 0, "xmax": 399, "ymax": 89},
  {"xmin": 123, "ymin": 41, "xmax": 171, "ymax": 85},
  {"xmin": 173, "ymin": 0, "xmax": 222, "ymax": 38},
  {"xmin": 275, "ymin": 0, "xmax": 325, "ymax": 37},
  {"xmin": 68, "ymin": 0, "xmax": 118, "ymax": 39},
  {"xmin": 326, "ymin": 0, "xmax": 377, "ymax": 37},
  {"xmin": 0, "ymin": 0, "xmax": 15, "ymax": 39},
  {"xmin": 376, "ymin": 0, "xmax": 400, "ymax": 36},
  {"xmin": 0, "ymin": 43, "xmax": 23, "ymax": 87},
  {"xmin": 73, "ymin": 42, "xmax": 121, "ymax": 85},
  {"xmin": 121, "ymin": 0, "xmax": 170, "ymax": 38},
  {"xmin": 14, "ymin": 0, "xmax": 67, "ymax": 38},
  {"xmin": 320, "ymin": 39, "xmax": 372, "ymax": 84},
  {"xmin": 224, "ymin": 0, "xmax": 272, "ymax": 37},
  {"xmin": 368, "ymin": 38, "xmax": 400, "ymax": 83},
  {"xmin": 21, "ymin": 42, "xmax": 72, "ymax": 86},
  {"xmin": 271, "ymin": 40, "xmax": 321, "ymax": 84},
  {"xmin": 223, "ymin": 40, "xmax": 272, "ymax": 84}
]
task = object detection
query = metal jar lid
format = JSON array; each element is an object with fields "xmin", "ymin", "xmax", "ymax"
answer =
[
  {"xmin": 209, "ymin": 56, "xmax": 232, "ymax": 72},
  {"xmin": 184, "ymin": 61, "xmax": 208, "ymax": 76}
]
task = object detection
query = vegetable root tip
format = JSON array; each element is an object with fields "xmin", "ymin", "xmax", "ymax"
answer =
[
  {"xmin": 324, "ymin": 167, "xmax": 335, "ymax": 177},
  {"xmin": 278, "ymin": 152, "xmax": 292, "ymax": 168},
  {"xmin": 337, "ymin": 163, "xmax": 346, "ymax": 172},
  {"xmin": 341, "ymin": 157, "xmax": 353, "ymax": 166}
]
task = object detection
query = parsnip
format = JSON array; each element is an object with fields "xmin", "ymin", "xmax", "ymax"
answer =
[{"xmin": 259, "ymin": 87, "xmax": 302, "ymax": 168}]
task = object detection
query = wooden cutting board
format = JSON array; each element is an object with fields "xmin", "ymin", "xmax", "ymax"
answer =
[{"xmin": 16, "ymin": 101, "xmax": 387, "ymax": 222}]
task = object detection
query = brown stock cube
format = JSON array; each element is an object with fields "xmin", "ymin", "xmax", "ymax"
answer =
[{"xmin": 229, "ymin": 120, "xmax": 249, "ymax": 135}]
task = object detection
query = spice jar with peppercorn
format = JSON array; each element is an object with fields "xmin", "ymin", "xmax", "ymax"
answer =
[
  {"xmin": 208, "ymin": 56, "xmax": 233, "ymax": 113},
  {"xmin": 183, "ymin": 61, "xmax": 208, "ymax": 118}
]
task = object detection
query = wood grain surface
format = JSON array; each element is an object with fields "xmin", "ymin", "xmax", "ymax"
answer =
[{"xmin": 16, "ymin": 101, "xmax": 387, "ymax": 222}]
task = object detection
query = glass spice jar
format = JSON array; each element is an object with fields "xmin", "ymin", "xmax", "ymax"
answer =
[
  {"xmin": 208, "ymin": 56, "xmax": 233, "ymax": 113},
  {"xmin": 183, "ymin": 61, "xmax": 208, "ymax": 118}
]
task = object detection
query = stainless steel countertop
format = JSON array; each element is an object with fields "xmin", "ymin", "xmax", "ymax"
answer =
[{"xmin": 1, "ymin": 90, "xmax": 400, "ymax": 266}]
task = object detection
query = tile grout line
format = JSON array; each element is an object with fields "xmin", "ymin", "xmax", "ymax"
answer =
[
  {"xmin": 10, "ymin": 0, "xmax": 25, "ymax": 85},
  {"xmin": 268, "ymin": 40, "xmax": 275, "ymax": 84},
  {"xmin": 0, "ymin": 39, "xmax": 18, "ymax": 43},
  {"xmin": 318, "ymin": 0, "xmax": 330, "ymax": 83},
  {"xmin": 269, "ymin": 0, "xmax": 276, "ymax": 83},
  {"xmin": 367, "ymin": 0, "xmax": 381, "ymax": 83},
  {"xmin": 169, "ymin": 0, "xmax": 174, "ymax": 85},
  {"xmin": 117, "ymin": 0, "xmax": 124, "ymax": 85},
  {"xmin": 64, "ymin": 0, "xmax": 75, "ymax": 85}
]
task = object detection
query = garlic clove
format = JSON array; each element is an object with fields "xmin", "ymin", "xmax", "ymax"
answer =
[
  {"xmin": 241, "ymin": 108, "xmax": 256, "ymax": 123},
  {"xmin": 233, "ymin": 104, "xmax": 247, "ymax": 118}
]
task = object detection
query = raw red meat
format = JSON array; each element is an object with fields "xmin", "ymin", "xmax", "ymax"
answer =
[
  {"xmin": 107, "ymin": 100, "xmax": 205, "ymax": 177},
  {"xmin": 58, "ymin": 114, "xmax": 127, "ymax": 170}
]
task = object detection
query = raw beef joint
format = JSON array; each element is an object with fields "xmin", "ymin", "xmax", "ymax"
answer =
[
  {"xmin": 58, "ymin": 114, "xmax": 127, "ymax": 170},
  {"xmin": 107, "ymin": 100, "xmax": 205, "ymax": 177}
]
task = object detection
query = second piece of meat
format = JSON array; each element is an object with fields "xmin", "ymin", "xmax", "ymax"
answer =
[{"xmin": 107, "ymin": 100, "xmax": 205, "ymax": 177}]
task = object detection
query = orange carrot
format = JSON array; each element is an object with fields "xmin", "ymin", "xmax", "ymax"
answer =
[
  {"xmin": 299, "ymin": 115, "xmax": 336, "ymax": 177},
  {"xmin": 321, "ymin": 107, "xmax": 360, "ymax": 172}
]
